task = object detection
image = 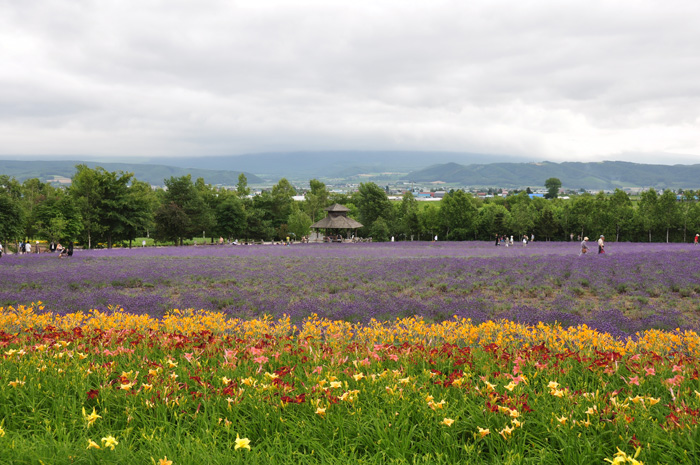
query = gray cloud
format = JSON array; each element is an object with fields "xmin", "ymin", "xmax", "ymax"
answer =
[{"xmin": 1, "ymin": 0, "xmax": 699, "ymax": 163}]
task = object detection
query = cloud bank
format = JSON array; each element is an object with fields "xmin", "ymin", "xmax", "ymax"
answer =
[{"xmin": 1, "ymin": 0, "xmax": 699, "ymax": 164}]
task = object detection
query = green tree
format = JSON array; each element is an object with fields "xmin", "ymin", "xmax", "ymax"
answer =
[
  {"xmin": 398, "ymin": 192, "xmax": 420, "ymax": 240},
  {"xmin": 304, "ymin": 179, "xmax": 330, "ymax": 223},
  {"xmin": 287, "ymin": 208, "xmax": 313, "ymax": 240},
  {"xmin": 534, "ymin": 204, "xmax": 559, "ymax": 241},
  {"xmin": 678, "ymin": 189, "xmax": 697, "ymax": 242},
  {"xmin": 354, "ymin": 183, "xmax": 392, "ymax": 236},
  {"xmin": 569, "ymin": 194, "xmax": 595, "ymax": 239},
  {"xmin": 270, "ymin": 178, "xmax": 297, "ymax": 237},
  {"xmin": 34, "ymin": 188, "xmax": 83, "ymax": 244},
  {"xmin": 215, "ymin": 195, "xmax": 247, "ymax": 240},
  {"xmin": 236, "ymin": 173, "xmax": 250, "ymax": 199},
  {"xmin": 608, "ymin": 189, "xmax": 634, "ymax": 242},
  {"xmin": 507, "ymin": 192, "xmax": 535, "ymax": 239},
  {"xmin": 637, "ymin": 188, "xmax": 659, "ymax": 242},
  {"xmin": 439, "ymin": 190, "xmax": 478, "ymax": 240},
  {"xmin": 657, "ymin": 189, "xmax": 680, "ymax": 243},
  {"xmin": 476, "ymin": 203, "xmax": 511, "ymax": 240},
  {"xmin": 544, "ymin": 178, "xmax": 562, "ymax": 199},
  {"xmin": 156, "ymin": 175, "xmax": 215, "ymax": 245},
  {"xmin": 369, "ymin": 217, "xmax": 391, "ymax": 242},
  {"xmin": 0, "ymin": 191, "xmax": 24, "ymax": 248},
  {"xmin": 70, "ymin": 165, "xmax": 104, "ymax": 248}
]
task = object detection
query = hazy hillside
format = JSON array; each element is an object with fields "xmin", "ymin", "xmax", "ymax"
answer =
[
  {"xmin": 406, "ymin": 161, "xmax": 700, "ymax": 189},
  {"xmin": 155, "ymin": 151, "xmax": 525, "ymax": 180},
  {"xmin": 0, "ymin": 160, "xmax": 262, "ymax": 186}
]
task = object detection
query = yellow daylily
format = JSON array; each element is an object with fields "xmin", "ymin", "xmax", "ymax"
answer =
[
  {"xmin": 101, "ymin": 435, "xmax": 118, "ymax": 450},
  {"xmin": 234, "ymin": 434, "xmax": 251, "ymax": 450}
]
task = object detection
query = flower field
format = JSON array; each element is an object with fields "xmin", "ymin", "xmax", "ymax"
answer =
[{"xmin": 2, "ymin": 242, "xmax": 700, "ymax": 463}]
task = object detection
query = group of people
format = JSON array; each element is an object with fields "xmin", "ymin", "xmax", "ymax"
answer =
[
  {"xmin": 580, "ymin": 235, "xmax": 605, "ymax": 256},
  {"xmin": 494, "ymin": 234, "xmax": 535, "ymax": 247}
]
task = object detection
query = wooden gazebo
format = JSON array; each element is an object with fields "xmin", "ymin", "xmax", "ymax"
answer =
[{"xmin": 310, "ymin": 204, "xmax": 363, "ymax": 241}]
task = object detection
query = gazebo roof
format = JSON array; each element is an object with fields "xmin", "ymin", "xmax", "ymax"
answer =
[
  {"xmin": 310, "ymin": 215, "xmax": 363, "ymax": 230},
  {"xmin": 324, "ymin": 203, "xmax": 350, "ymax": 212}
]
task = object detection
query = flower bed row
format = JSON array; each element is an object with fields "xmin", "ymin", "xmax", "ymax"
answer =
[{"xmin": 1, "ymin": 306, "xmax": 699, "ymax": 463}]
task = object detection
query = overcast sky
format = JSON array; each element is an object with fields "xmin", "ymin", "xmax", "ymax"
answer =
[{"xmin": 2, "ymin": 0, "xmax": 699, "ymax": 164}]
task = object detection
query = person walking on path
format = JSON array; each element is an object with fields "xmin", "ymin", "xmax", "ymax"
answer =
[
  {"xmin": 579, "ymin": 237, "xmax": 589, "ymax": 256},
  {"xmin": 598, "ymin": 235, "xmax": 605, "ymax": 254}
]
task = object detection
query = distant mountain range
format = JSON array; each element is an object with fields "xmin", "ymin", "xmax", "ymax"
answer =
[
  {"xmin": 0, "ymin": 160, "xmax": 262, "ymax": 186},
  {"xmin": 151, "ymin": 150, "xmax": 524, "ymax": 179},
  {"xmin": 2, "ymin": 153, "xmax": 699, "ymax": 189},
  {"xmin": 406, "ymin": 160, "xmax": 700, "ymax": 190}
]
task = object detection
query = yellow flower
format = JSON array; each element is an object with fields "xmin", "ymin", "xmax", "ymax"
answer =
[
  {"xmin": 222, "ymin": 376, "xmax": 231, "ymax": 385},
  {"xmin": 511, "ymin": 418, "xmax": 522, "ymax": 428},
  {"xmin": 8, "ymin": 379, "xmax": 25, "ymax": 388},
  {"xmin": 101, "ymin": 435, "xmax": 118, "ymax": 450},
  {"xmin": 399, "ymin": 377, "xmax": 410, "ymax": 384},
  {"xmin": 234, "ymin": 434, "xmax": 251, "ymax": 450},
  {"xmin": 557, "ymin": 416, "xmax": 567, "ymax": 425},
  {"xmin": 648, "ymin": 397, "xmax": 660, "ymax": 406},
  {"xmin": 120, "ymin": 382, "xmax": 134, "ymax": 391},
  {"xmin": 477, "ymin": 427, "xmax": 490, "ymax": 438},
  {"xmin": 315, "ymin": 407, "xmax": 326, "ymax": 416},
  {"xmin": 504, "ymin": 382, "xmax": 516, "ymax": 391},
  {"xmin": 441, "ymin": 418, "xmax": 454, "ymax": 427},
  {"xmin": 499, "ymin": 425, "xmax": 515, "ymax": 439},
  {"xmin": 547, "ymin": 381, "xmax": 559, "ymax": 390},
  {"xmin": 86, "ymin": 439, "xmax": 100, "ymax": 449},
  {"xmin": 330, "ymin": 381, "xmax": 342, "ymax": 389},
  {"xmin": 0, "ymin": 426, "xmax": 5, "ymax": 437},
  {"xmin": 82, "ymin": 407, "xmax": 101, "ymax": 427},
  {"xmin": 585, "ymin": 406, "xmax": 597, "ymax": 415},
  {"xmin": 353, "ymin": 373, "xmax": 365, "ymax": 381},
  {"xmin": 158, "ymin": 457, "xmax": 173, "ymax": 465},
  {"xmin": 143, "ymin": 383, "xmax": 153, "ymax": 391}
]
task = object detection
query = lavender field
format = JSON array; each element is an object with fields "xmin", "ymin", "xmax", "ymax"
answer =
[{"xmin": 3, "ymin": 241, "xmax": 700, "ymax": 338}]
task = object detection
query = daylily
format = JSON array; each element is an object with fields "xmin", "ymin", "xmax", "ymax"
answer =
[
  {"xmin": 82, "ymin": 407, "xmax": 101, "ymax": 427},
  {"xmin": 101, "ymin": 435, "xmax": 118, "ymax": 450},
  {"xmin": 441, "ymin": 418, "xmax": 454, "ymax": 427},
  {"xmin": 158, "ymin": 457, "xmax": 173, "ymax": 465},
  {"xmin": 315, "ymin": 407, "xmax": 326, "ymax": 416},
  {"xmin": 477, "ymin": 427, "xmax": 490, "ymax": 438},
  {"xmin": 499, "ymin": 425, "xmax": 514, "ymax": 439},
  {"xmin": 557, "ymin": 416, "xmax": 568, "ymax": 425},
  {"xmin": 504, "ymin": 382, "xmax": 516, "ymax": 391},
  {"xmin": 353, "ymin": 373, "xmax": 365, "ymax": 381},
  {"xmin": 86, "ymin": 439, "xmax": 100, "ymax": 450},
  {"xmin": 234, "ymin": 434, "xmax": 251, "ymax": 450}
]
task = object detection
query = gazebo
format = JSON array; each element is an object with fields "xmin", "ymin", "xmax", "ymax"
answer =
[{"xmin": 310, "ymin": 204, "xmax": 363, "ymax": 241}]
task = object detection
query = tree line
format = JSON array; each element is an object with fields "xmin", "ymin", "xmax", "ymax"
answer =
[{"xmin": 1, "ymin": 165, "xmax": 699, "ymax": 249}]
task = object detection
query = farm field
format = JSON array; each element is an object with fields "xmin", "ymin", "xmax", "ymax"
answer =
[{"xmin": 1, "ymin": 242, "xmax": 700, "ymax": 463}]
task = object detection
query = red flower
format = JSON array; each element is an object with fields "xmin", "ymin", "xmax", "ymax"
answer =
[{"xmin": 87, "ymin": 389, "xmax": 99, "ymax": 400}]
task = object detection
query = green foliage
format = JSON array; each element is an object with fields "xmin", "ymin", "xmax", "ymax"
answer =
[{"xmin": 544, "ymin": 177, "xmax": 562, "ymax": 199}]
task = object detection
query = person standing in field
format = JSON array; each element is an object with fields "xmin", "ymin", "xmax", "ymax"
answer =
[
  {"xmin": 579, "ymin": 237, "xmax": 589, "ymax": 256},
  {"xmin": 522, "ymin": 235, "xmax": 528, "ymax": 246},
  {"xmin": 598, "ymin": 235, "xmax": 605, "ymax": 254},
  {"xmin": 0, "ymin": 242, "xmax": 3, "ymax": 258},
  {"xmin": 695, "ymin": 234, "xmax": 699, "ymax": 245}
]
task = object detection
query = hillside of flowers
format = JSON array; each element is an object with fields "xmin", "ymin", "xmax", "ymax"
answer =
[{"xmin": 1, "ymin": 242, "xmax": 700, "ymax": 463}]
